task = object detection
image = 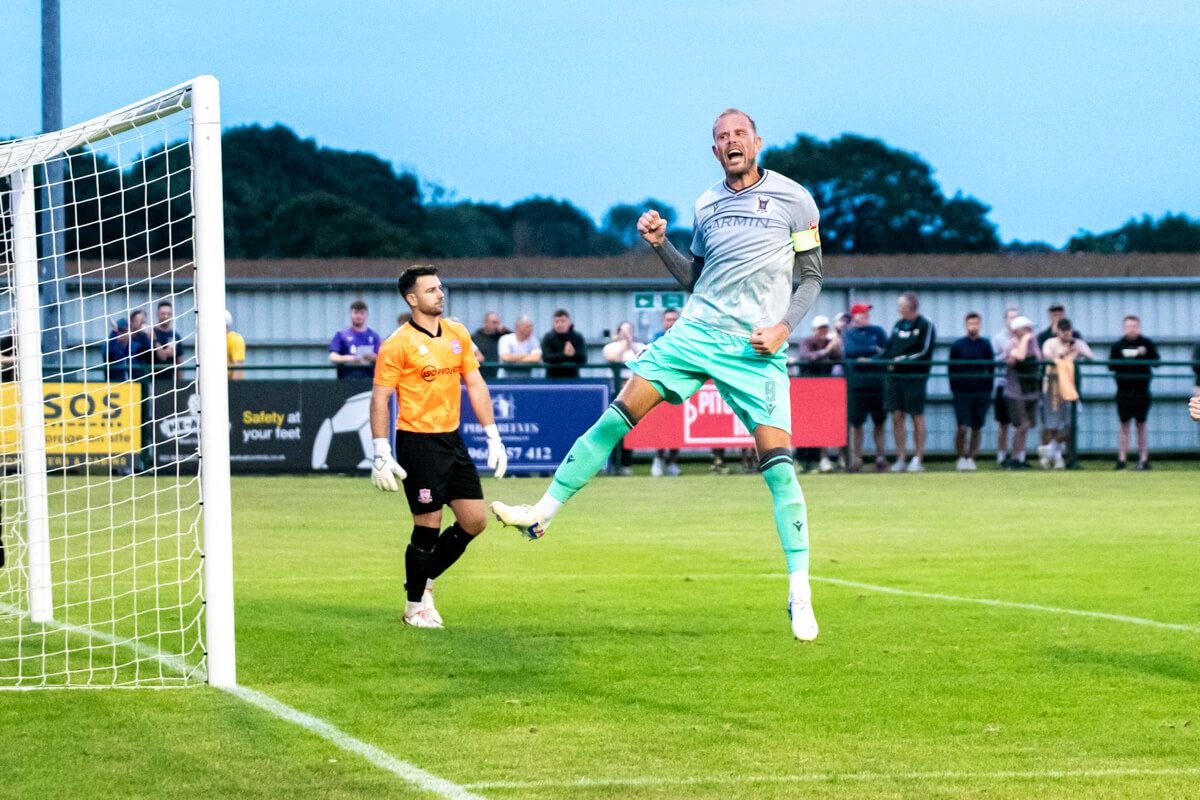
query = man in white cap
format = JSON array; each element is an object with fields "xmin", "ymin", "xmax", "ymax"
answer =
[
  {"xmin": 795, "ymin": 315, "xmax": 841, "ymax": 472},
  {"xmin": 1001, "ymin": 315, "xmax": 1042, "ymax": 469}
]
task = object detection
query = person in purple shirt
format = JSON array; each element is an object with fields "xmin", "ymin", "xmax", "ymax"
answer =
[{"xmin": 329, "ymin": 299, "xmax": 382, "ymax": 383}]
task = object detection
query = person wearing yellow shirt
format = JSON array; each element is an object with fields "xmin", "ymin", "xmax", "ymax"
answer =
[{"xmin": 225, "ymin": 310, "xmax": 245, "ymax": 380}]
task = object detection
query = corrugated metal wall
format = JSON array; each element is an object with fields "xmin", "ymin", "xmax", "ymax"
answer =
[{"xmin": 55, "ymin": 275, "xmax": 1200, "ymax": 454}]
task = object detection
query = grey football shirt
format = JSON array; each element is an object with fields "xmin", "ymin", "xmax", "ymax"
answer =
[{"xmin": 686, "ymin": 169, "xmax": 821, "ymax": 337}]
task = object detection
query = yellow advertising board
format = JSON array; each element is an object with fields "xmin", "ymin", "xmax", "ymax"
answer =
[{"xmin": 0, "ymin": 382, "xmax": 142, "ymax": 469}]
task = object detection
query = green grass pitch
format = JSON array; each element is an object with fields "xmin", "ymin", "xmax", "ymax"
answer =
[{"xmin": 2, "ymin": 469, "xmax": 1199, "ymax": 799}]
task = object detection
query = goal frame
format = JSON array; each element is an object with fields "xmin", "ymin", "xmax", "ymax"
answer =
[{"xmin": 2, "ymin": 75, "xmax": 235, "ymax": 688}]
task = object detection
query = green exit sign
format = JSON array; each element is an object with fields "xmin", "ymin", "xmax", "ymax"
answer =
[
  {"xmin": 634, "ymin": 292, "xmax": 655, "ymax": 309},
  {"xmin": 661, "ymin": 292, "xmax": 684, "ymax": 308}
]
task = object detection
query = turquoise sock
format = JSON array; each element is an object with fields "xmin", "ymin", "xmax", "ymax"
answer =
[
  {"xmin": 760, "ymin": 452, "xmax": 809, "ymax": 573},
  {"xmin": 548, "ymin": 402, "xmax": 635, "ymax": 503}
]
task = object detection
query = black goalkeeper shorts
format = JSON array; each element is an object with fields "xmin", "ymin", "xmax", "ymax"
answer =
[{"xmin": 394, "ymin": 430, "xmax": 483, "ymax": 515}]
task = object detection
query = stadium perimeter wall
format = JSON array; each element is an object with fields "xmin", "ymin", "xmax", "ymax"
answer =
[{"xmin": 30, "ymin": 254, "xmax": 1200, "ymax": 456}]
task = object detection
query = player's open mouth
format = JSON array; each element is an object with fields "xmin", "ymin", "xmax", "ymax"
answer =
[{"xmin": 727, "ymin": 148, "xmax": 743, "ymax": 161}]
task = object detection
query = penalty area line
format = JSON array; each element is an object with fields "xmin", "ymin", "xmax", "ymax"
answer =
[
  {"xmin": 812, "ymin": 577, "xmax": 1200, "ymax": 633},
  {"xmin": 0, "ymin": 602, "xmax": 487, "ymax": 800},
  {"xmin": 465, "ymin": 766, "xmax": 1200, "ymax": 790}
]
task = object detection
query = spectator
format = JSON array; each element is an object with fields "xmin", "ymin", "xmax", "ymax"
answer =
[
  {"xmin": 0, "ymin": 327, "xmax": 14, "ymax": 382},
  {"xmin": 398, "ymin": 312, "xmax": 412, "ymax": 328},
  {"xmin": 1108, "ymin": 314, "xmax": 1160, "ymax": 470},
  {"xmin": 796, "ymin": 315, "xmax": 841, "ymax": 473},
  {"xmin": 1190, "ymin": 396, "xmax": 1200, "ymax": 422},
  {"xmin": 105, "ymin": 318, "xmax": 135, "ymax": 381},
  {"xmin": 1192, "ymin": 341, "xmax": 1200, "ymax": 445},
  {"xmin": 651, "ymin": 308, "xmax": 681, "ymax": 477},
  {"xmin": 992, "ymin": 307, "xmax": 1020, "ymax": 466},
  {"xmin": 226, "ymin": 310, "xmax": 246, "ymax": 380},
  {"xmin": 841, "ymin": 303, "xmax": 889, "ymax": 473},
  {"xmin": 1002, "ymin": 316, "xmax": 1042, "ymax": 470},
  {"xmin": 541, "ymin": 308, "xmax": 587, "ymax": 379},
  {"xmin": 603, "ymin": 322, "xmax": 646, "ymax": 476},
  {"xmin": 1040, "ymin": 317, "xmax": 1093, "ymax": 470},
  {"xmin": 1036, "ymin": 305, "xmax": 1083, "ymax": 454},
  {"xmin": 948, "ymin": 312, "xmax": 993, "ymax": 472},
  {"xmin": 472, "ymin": 311, "xmax": 509, "ymax": 381},
  {"xmin": 883, "ymin": 292, "xmax": 936, "ymax": 472},
  {"xmin": 151, "ymin": 301, "xmax": 183, "ymax": 380},
  {"xmin": 1036, "ymin": 304, "xmax": 1082, "ymax": 348},
  {"xmin": 329, "ymin": 299, "xmax": 381, "ymax": 383},
  {"xmin": 497, "ymin": 316, "xmax": 542, "ymax": 378},
  {"xmin": 127, "ymin": 309, "xmax": 153, "ymax": 380}
]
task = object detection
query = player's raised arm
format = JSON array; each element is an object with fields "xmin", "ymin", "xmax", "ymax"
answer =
[{"xmin": 639, "ymin": 210, "xmax": 697, "ymax": 291}]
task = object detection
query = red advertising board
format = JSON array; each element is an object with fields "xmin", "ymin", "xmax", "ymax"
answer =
[{"xmin": 623, "ymin": 378, "xmax": 846, "ymax": 449}]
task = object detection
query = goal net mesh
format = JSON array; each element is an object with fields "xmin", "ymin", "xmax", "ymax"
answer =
[{"xmin": 0, "ymin": 84, "xmax": 209, "ymax": 688}]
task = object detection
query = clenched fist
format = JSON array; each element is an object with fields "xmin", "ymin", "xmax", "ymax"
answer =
[{"xmin": 637, "ymin": 210, "xmax": 668, "ymax": 246}]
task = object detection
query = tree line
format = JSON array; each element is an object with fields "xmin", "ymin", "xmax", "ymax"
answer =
[{"xmin": 15, "ymin": 123, "xmax": 1199, "ymax": 259}]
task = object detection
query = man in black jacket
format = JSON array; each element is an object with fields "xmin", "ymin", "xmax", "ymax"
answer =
[
  {"xmin": 883, "ymin": 292, "xmax": 936, "ymax": 472},
  {"xmin": 541, "ymin": 309, "xmax": 588, "ymax": 379},
  {"xmin": 1109, "ymin": 314, "xmax": 1159, "ymax": 470}
]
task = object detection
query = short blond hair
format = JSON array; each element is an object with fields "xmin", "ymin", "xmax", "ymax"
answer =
[{"xmin": 713, "ymin": 108, "xmax": 757, "ymax": 138}]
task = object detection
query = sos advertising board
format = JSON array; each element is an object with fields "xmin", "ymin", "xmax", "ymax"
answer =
[
  {"xmin": 623, "ymin": 378, "xmax": 847, "ymax": 449},
  {"xmin": 0, "ymin": 382, "xmax": 142, "ymax": 469}
]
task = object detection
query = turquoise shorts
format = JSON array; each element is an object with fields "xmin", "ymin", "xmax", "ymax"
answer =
[{"xmin": 630, "ymin": 317, "xmax": 791, "ymax": 433}]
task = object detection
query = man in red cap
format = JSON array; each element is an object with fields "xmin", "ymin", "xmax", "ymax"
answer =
[{"xmin": 840, "ymin": 303, "xmax": 890, "ymax": 471}]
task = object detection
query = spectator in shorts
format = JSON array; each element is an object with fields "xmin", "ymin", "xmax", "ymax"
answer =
[
  {"xmin": 796, "ymin": 315, "xmax": 842, "ymax": 473},
  {"xmin": 650, "ymin": 308, "xmax": 681, "ymax": 477},
  {"xmin": 1108, "ymin": 315, "xmax": 1159, "ymax": 470},
  {"xmin": 1039, "ymin": 317, "xmax": 1093, "ymax": 470},
  {"xmin": 992, "ymin": 307, "xmax": 1020, "ymax": 466},
  {"xmin": 841, "ymin": 303, "xmax": 889, "ymax": 472},
  {"xmin": 1002, "ymin": 316, "xmax": 1042, "ymax": 470},
  {"xmin": 883, "ymin": 292, "xmax": 936, "ymax": 473},
  {"xmin": 1036, "ymin": 305, "xmax": 1082, "ymax": 454},
  {"xmin": 948, "ymin": 312, "xmax": 993, "ymax": 472}
]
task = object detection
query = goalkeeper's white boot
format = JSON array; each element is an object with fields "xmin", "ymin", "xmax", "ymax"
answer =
[
  {"xmin": 489, "ymin": 501, "xmax": 548, "ymax": 540},
  {"xmin": 421, "ymin": 588, "xmax": 443, "ymax": 627},
  {"xmin": 403, "ymin": 603, "xmax": 443, "ymax": 629},
  {"xmin": 788, "ymin": 594, "xmax": 819, "ymax": 642}
]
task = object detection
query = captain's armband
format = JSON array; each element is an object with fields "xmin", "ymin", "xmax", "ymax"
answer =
[{"xmin": 791, "ymin": 226, "xmax": 821, "ymax": 252}]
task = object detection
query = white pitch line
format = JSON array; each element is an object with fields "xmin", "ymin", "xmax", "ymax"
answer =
[
  {"xmin": 224, "ymin": 684, "xmax": 487, "ymax": 800},
  {"xmin": 812, "ymin": 577, "xmax": 1200, "ymax": 633},
  {"xmin": 466, "ymin": 767, "xmax": 1200, "ymax": 791},
  {"xmin": 0, "ymin": 603, "xmax": 487, "ymax": 800}
]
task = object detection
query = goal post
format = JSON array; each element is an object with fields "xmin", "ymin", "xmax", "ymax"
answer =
[{"xmin": 0, "ymin": 76, "xmax": 235, "ymax": 689}]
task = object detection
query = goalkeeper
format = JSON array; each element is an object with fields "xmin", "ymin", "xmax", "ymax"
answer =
[
  {"xmin": 492, "ymin": 109, "xmax": 824, "ymax": 641},
  {"xmin": 369, "ymin": 265, "xmax": 508, "ymax": 629}
]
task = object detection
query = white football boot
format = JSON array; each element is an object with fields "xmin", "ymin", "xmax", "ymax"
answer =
[
  {"xmin": 422, "ymin": 588, "xmax": 443, "ymax": 627},
  {"xmin": 788, "ymin": 594, "xmax": 819, "ymax": 642},
  {"xmin": 489, "ymin": 501, "xmax": 548, "ymax": 540},
  {"xmin": 403, "ymin": 607, "xmax": 442, "ymax": 629}
]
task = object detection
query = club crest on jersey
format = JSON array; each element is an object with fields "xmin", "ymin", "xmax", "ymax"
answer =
[
  {"xmin": 450, "ymin": 339, "xmax": 462, "ymax": 354},
  {"xmin": 756, "ymin": 196, "xmax": 771, "ymax": 213},
  {"xmin": 418, "ymin": 488, "xmax": 432, "ymax": 504},
  {"xmin": 418, "ymin": 344, "xmax": 429, "ymax": 355}
]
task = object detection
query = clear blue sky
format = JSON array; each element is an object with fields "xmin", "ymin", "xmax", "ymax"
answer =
[{"xmin": 5, "ymin": 0, "xmax": 1198, "ymax": 247}]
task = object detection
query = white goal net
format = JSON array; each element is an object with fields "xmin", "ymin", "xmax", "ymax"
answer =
[{"xmin": 0, "ymin": 77, "xmax": 234, "ymax": 689}]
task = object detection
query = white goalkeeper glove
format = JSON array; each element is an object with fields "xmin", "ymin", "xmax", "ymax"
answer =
[
  {"xmin": 484, "ymin": 423, "xmax": 507, "ymax": 479},
  {"xmin": 371, "ymin": 438, "xmax": 406, "ymax": 492}
]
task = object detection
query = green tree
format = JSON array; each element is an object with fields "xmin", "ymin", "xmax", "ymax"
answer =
[
  {"xmin": 510, "ymin": 197, "xmax": 621, "ymax": 257},
  {"xmin": 760, "ymin": 134, "xmax": 998, "ymax": 254},
  {"xmin": 421, "ymin": 202, "xmax": 512, "ymax": 258},
  {"xmin": 261, "ymin": 192, "xmax": 418, "ymax": 257},
  {"xmin": 1069, "ymin": 213, "xmax": 1200, "ymax": 253},
  {"xmin": 603, "ymin": 199, "xmax": 677, "ymax": 248}
]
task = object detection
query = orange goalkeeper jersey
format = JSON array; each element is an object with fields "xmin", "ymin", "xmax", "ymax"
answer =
[{"xmin": 374, "ymin": 318, "xmax": 480, "ymax": 433}]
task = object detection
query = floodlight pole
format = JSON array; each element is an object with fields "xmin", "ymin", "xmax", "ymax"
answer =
[{"xmin": 40, "ymin": 0, "xmax": 67, "ymax": 378}]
